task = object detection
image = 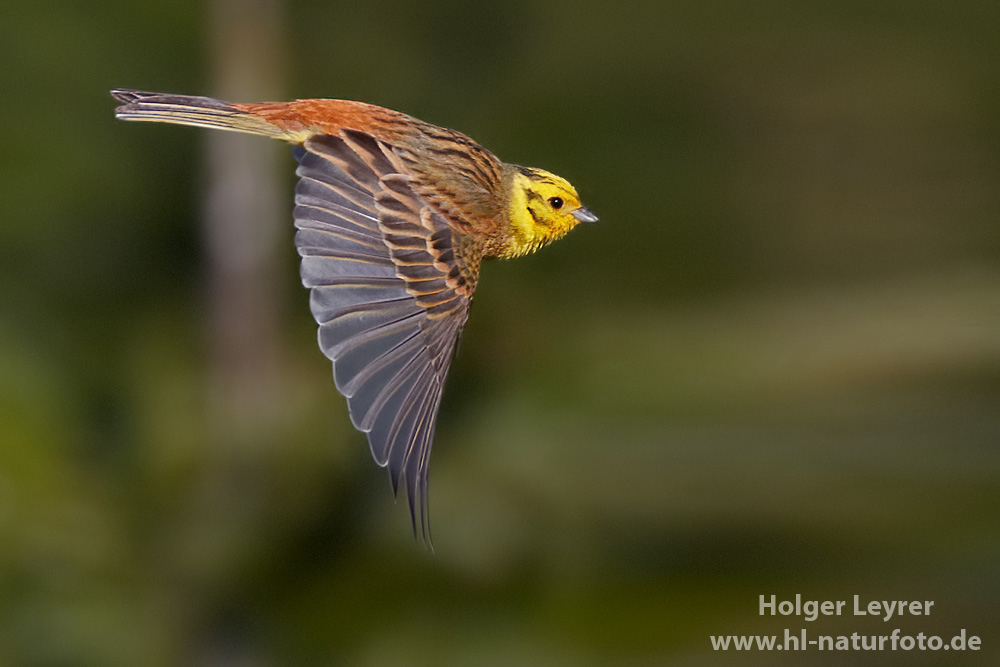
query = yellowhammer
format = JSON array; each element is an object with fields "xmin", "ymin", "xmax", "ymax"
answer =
[{"xmin": 112, "ymin": 89, "xmax": 595, "ymax": 539}]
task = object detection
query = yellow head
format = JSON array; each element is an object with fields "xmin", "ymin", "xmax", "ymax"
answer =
[{"xmin": 502, "ymin": 165, "xmax": 597, "ymax": 258}]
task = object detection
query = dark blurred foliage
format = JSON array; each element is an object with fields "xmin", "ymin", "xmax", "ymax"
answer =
[{"xmin": 1, "ymin": 0, "xmax": 998, "ymax": 665}]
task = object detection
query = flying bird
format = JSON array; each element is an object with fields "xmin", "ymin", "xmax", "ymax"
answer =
[{"xmin": 112, "ymin": 89, "xmax": 595, "ymax": 540}]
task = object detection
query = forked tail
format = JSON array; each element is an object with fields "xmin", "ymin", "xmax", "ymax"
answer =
[{"xmin": 111, "ymin": 89, "xmax": 288, "ymax": 139}]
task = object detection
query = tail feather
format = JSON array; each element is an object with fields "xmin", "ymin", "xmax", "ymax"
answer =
[{"xmin": 111, "ymin": 89, "xmax": 289, "ymax": 139}]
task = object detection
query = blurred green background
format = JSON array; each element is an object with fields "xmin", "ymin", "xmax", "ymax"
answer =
[{"xmin": 2, "ymin": 0, "xmax": 998, "ymax": 665}]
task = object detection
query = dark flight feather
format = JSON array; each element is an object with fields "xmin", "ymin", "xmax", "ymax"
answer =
[{"xmin": 292, "ymin": 132, "xmax": 472, "ymax": 541}]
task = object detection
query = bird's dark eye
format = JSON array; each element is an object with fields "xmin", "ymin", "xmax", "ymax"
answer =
[{"xmin": 548, "ymin": 196, "xmax": 564, "ymax": 209}]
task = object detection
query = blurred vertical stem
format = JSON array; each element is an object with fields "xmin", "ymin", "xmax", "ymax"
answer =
[
  {"xmin": 179, "ymin": 0, "xmax": 288, "ymax": 661},
  {"xmin": 204, "ymin": 0, "xmax": 287, "ymax": 448}
]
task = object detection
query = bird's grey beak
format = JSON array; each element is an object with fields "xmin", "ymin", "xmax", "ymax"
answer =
[{"xmin": 572, "ymin": 206, "xmax": 599, "ymax": 223}]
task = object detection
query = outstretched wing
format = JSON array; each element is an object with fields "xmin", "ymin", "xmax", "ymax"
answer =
[{"xmin": 293, "ymin": 130, "xmax": 475, "ymax": 540}]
